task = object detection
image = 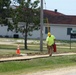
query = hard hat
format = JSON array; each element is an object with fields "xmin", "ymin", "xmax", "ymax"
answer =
[{"xmin": 48, "ymin": 32, "xmax": 51, "ymax": 36}]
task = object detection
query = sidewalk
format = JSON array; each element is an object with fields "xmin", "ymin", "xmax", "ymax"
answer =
[{"xmin": 0, "ymin": 53, "xmax": 76, "ymax": 62}]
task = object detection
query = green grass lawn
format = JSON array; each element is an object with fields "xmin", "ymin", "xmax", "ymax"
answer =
[
  {"xmin": 0, "ymin": 55, "xmax": 76, "ymax": 75},
  {"xmin": 0, "ymin": 38, "xmax": 76, "ymax": 75},
  {"xmin": 0, "ymin": 38, "xmax": 76, "ymax": 59}
]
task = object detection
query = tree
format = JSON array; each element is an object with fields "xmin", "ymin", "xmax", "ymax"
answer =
[
  {"xmin": 0, "ymin": 0, "xmax": 11, "ymax": 25},
  {"xmin": 12, "ymin": 0, "xmax": 40, "ymax": 49}
]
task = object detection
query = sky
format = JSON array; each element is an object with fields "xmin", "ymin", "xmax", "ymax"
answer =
[
  {"xmin": 43, "ymin": 0, "xmax": 76, "ymax": 15},
  {"xmin": 11, "ymin": 0, "xmax": 76, "ymax": 15}
]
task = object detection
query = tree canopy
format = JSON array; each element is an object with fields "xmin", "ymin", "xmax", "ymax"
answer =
[
  {"xmin": 0, "ymin": 0, "xmax": 11, "ymax": 24},
  {"xmin": 12, "ymin": 0, "xmax": 40, "ymax": 49}
]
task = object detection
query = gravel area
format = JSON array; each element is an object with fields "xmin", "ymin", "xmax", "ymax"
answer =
[{"xmin": 25, "ymin": 66, "xmax": 76, "ymax": 75}]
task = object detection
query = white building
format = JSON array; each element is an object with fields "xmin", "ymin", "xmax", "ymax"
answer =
[
  {"xmin": 28, "ymin": 10, "xmax": 76, "ymax": 40},
  {"xmin": 0, "ymin": 9, "xmax": 76, "ymax": 40}
]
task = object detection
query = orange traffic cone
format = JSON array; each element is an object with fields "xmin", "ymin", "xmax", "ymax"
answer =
[{"xmin": 16, "ymin": 44, "xmax": 20, "ymax": 54}]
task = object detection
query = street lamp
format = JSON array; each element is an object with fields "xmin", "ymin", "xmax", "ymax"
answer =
[{"xmin": 40, "ymin": 0, "xmax": 43, "ymax": 51}]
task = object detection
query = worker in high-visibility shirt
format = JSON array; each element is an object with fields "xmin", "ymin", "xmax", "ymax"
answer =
[{"xmin": 46, "ymin": 32, "xmax": 55, "ymax": 56}]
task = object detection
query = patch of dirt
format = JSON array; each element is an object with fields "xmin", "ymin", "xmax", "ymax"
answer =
[{"xmin": 0, "ymin": 54, "xmax": 21, "ymax": 59}]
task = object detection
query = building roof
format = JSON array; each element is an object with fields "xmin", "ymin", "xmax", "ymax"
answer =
[
  {"xmin": 10, "ymin": 5, "xmax": 76, "ymax": 25},
  {"xmin": 44, "ymin": 10, "xmax": 76, "ymax": 25}
]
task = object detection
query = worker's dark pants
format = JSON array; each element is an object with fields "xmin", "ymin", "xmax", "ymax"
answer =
[{"xmin": 47, "ymin": 45, "xmax": 53, "ymax": 56}]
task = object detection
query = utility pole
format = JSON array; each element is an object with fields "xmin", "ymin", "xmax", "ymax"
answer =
[{"xmin": 40, "ymin": 0, "xmax": 43, "ymax": 51}]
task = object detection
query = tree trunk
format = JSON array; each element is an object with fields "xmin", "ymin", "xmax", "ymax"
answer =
[
  {"xmin": 24, "ymin": 24, "xmax": 27, "ymax": 49},
  {"xmin": 24, "ymin": 31, "xmax": 27, "ymax": 49}
]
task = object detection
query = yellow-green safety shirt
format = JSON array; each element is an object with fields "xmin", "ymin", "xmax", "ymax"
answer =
[{"xmin": 46, "ymin": 35, "xmax": 55, "ymax": 46}]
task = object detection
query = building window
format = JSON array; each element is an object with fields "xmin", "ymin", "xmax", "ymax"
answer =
[
  {"xmin": 67, "ymin": 28, "xmax": 72, "ymax": 35},
  {"xmin": 45, "ymin": 27, "xmax": 50, "ymax": 34}
]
